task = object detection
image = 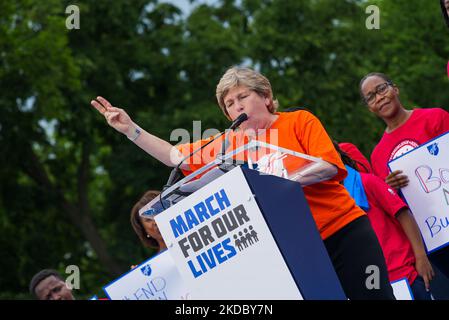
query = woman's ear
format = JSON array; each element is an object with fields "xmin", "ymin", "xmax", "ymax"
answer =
[
  {"xmin": 393, "ymin": 85, "xmax": 399, "ymax": 96},
  {"xmin": 264, "ymin": 96, "xmax": 271, "ymax": 107}
]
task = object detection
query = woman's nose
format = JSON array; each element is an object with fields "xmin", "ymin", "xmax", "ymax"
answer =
[
  {"xmin": 235, "ymin": 102, "xmax": 244, "ymax": 112},
  {"xmin": 374, "ymin": 92, "xmax": 385, "ymax": 105}
]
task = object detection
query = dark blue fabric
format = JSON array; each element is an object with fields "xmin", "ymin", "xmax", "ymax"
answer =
[
  {"xmin": 242, "ymin": 167, "xmax": 347, "ymax": 300},
  {"xmin": 410, "ymin": 276, "xmax": 432, "ymax": 300}
]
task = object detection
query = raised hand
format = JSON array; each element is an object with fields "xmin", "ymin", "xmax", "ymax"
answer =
[
  {"xmin": 90, "ymin": 96, "xmax": 135, "ymax": 137},
  {"xmin": 90, "ymin": 96, "xmax": 180, "ymax": 167}
]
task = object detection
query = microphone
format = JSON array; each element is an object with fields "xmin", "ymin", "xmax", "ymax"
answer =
[
  {"xmin": 220, "ymin": 113, "xmax": 248, "ymax": 157},
  {"xmin": 164, "ymin": 132, "xmax": 225, "ymax": 189},
  {"xmin": 164, "ymin": 113, "xmax": 248, "ymax": 188},
  {"xmin": 229, "ymin": 113, "xmax": 248, "ymax": 130}
]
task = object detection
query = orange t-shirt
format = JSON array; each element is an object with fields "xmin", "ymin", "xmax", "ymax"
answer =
[{"xmin": 176, "ymin": 110, "xmax": 365, "ymax": 240}]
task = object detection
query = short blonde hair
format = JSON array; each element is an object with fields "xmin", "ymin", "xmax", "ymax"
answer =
[{"xmin": 216, "ymin": 66, "xmax": 279, "ymax": 120}]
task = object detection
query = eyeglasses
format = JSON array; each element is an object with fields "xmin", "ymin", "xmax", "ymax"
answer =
[{"xmin": 363, "ymin": 82, "xmax": 392, "ymax": 105}]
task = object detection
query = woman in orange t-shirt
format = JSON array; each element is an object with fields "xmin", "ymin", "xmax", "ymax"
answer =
[{"xmin": 91, "ymin": 66, "xmax": 394, "ymax": 300}]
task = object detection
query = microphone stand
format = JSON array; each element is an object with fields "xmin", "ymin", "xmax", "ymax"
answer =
[{"xmin": 164, "ymin": 113, "xmax": 249, "ymax": 188}]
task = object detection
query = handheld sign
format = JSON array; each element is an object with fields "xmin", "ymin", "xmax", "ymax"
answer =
[
  {"xmin": 389, "ymin": 131, "xmax": 449, "ymax": 253},
  {"xmin": 103, "ymin": 250, "xmax": 190, "ymax": 300},
  {"xmin": 390, "ymin": 278, "xmax": 413, "ymax": 300}
]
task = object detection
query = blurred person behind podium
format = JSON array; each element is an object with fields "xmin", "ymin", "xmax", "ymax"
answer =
[{"xmin": 130, "ymin": 190, "xmax": 167, "ymax": 256}]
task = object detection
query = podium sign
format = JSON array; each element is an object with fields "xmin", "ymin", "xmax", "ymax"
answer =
[
  {"xmin": 155, "ymin": 167, "xmax": 303, "ymax": 299},
  {"xmin": 389, "ymin": 132, "xmax": 449, "ymax": 253}
]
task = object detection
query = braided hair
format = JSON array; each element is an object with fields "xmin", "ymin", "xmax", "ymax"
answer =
[{"xmin": 332, "ymin": 141, "xmax": 359, "ymax": 171}]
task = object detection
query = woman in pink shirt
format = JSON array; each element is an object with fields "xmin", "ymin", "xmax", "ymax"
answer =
[
  {"xmin": 338, "ymin": 142, "xmax": 434, "ymax": 300},
  {"xmin": 359, "ymin": 71, "xmax": 449, "ymax": 290}
]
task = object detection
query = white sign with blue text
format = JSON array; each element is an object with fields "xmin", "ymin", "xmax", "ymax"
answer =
[
  {"xmin": 389, "ymin": 132, "xmax": 449, "ymax": 253},
  {"xmin": 155, "ymin": 166, "xmax": 303, "ymax": 300},
  {"xmin": 103, "ymin": 250, "xmax": 190, "ymax": 300},
  {"xmin": 391, "ymin": 278, "xmax": 413, "ymax": 300}
]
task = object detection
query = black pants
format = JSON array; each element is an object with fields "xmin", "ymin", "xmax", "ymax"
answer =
[
  {"xmin": 429, "ymin": 245, "xmax": 449, "ymax": 277},
  {"xmin": 410, "ymin": 276, "xmax": 432, "ymax": 300},
  {"xmin": 428, "ymin": 247, "xmax": 449, "ymax": 299},
  {"xmin": 324, "ymin": 215, "xmax": 396, "ymax": 300}
]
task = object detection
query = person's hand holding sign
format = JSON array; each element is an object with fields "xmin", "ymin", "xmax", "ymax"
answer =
[
  {"xmin": 91, "ymin": 96, "xmax": 136, "ymax": 138},
  {"xmin": 385, "ymin": 170, "xmax": 409, "ymax": 189}
]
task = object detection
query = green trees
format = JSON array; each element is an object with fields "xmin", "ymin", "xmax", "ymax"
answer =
[{"xmin": 1, "ymin": 0, "xmax": 447, "ymax": 298}]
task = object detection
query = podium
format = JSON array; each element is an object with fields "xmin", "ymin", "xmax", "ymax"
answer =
[{"xmin": 141, "ymin": 142, "xmax": 347, "ymax": 300}]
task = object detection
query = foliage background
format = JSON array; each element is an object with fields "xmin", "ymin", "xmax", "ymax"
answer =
[{"xmin": 0, "ymin": 0, "xmax": 448, "ymax": 299}]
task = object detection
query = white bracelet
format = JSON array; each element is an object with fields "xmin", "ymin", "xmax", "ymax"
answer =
[{"xmin": 127, "ymin": 126, "xmax": 141, "ymax": 142}]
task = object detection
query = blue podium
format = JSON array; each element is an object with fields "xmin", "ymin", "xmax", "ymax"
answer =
[
  {"xmin": 241, "ymin": 167, "xmax": 346, "ymax": 299},
  {"xmin": 142, "ymin": 142, "xmax": 346, "ymax": 300}
]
